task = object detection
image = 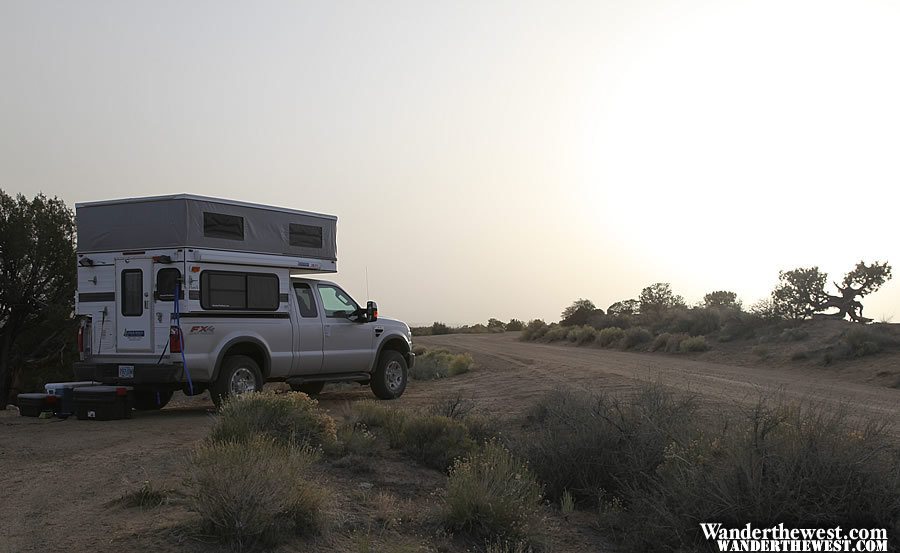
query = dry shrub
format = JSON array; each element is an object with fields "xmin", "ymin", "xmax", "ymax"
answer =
[
  {"xmin": 400, "ymin": 415, "xmax": 475, "ymax": 471},
  {"xmin": 621, "ymin": 327, "xmax": 652, "ymax": 350},
  {"xmin": 612, "ymin": 401, "xmax": 900, "ymax": 552},
  {"xmin": 650, "ymin": 332, "xmax": 670, "ymax": 352},
  {"xmin": 445, "ymin": 440, "xmax": 542, "ymax": 542},
  {"xmin": 521, "ymin": 319, "xmax": 548, "ymax": 341},
  {"xmin": 597, "ymin": 326, "xmax": 625, "ymax": 347},
  {"xmin": 678, "ymin": 336, "xmax": 709, "ymax": 353},
  {"xmin": 542, "ymin": 324, "xmax": 568, "ymax": 342},
  {"xmin": 517, "ymin": 385, "xmax": 696, "ymax": 505},
  {"xmin": 410, "ymin": 348, "xmax": 474, "ymax": 380},
  {"xmin": 186, "ymin": 437, "xmax": 326, "ymax": 550},
  {"xmin": 567, "ymin": 325, "xmax": 598, "ymax": 345},
  {"xmin": 351, "ymin": 400, "xmax": 408, "ymax": 449},
  {"xmin": 209, "ymin": 391, "xmax": 337, "ymax": 449},
  {"xmin": 664, "ymin": 332, "xmax": 689, "ymax": 353}
]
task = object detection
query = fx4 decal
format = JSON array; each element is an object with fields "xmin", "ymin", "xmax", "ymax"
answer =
[{"xmin": 189, "ymin": 325, "xmax": 215, "ymax": 335}]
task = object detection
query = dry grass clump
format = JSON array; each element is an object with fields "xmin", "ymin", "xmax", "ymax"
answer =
[
  {"xmin": 208, "ymin": 391, "xmax": 337, "ymax": 449},
  {"xmin": 542, "ymin": 324, "xmax": 568, "ymax": 342},
  {"xmin": 186, "ymin": 437, "xmax": 326, "ymax": 550},
  {"xmin": 664, "ymin": 332, "xmax": 689, "ymax": 353},
  {"xmin": 351, "ymin": 400, "xmax": 408, "ymax": 449},
  {"xmin": 445, "ymin": 440, "xmax": 542, "ymax": 542},
  {"xmin": 650, "ymin": 332, "xmax": 670, "ymax": 352},
  {"xmin": 410, "ymin": 348, "xmax": 475, "ymax": 380},
  {"xmin": 113, "ymin": 480, "xmax": 170, "ymax": 509}
]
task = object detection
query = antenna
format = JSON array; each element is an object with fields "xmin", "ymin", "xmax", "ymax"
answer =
[{"xmin": 365, "ymin": 266, "xmax": 370, "ymax": 300}]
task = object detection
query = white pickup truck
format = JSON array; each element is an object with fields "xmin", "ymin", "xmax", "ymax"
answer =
[{"xmin": 72, "ymin": 195, "xmax": 414, "ymax": 408}]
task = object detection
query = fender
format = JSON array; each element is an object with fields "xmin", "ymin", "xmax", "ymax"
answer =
[
  {"xmin": 373, "ymin": 333, "xmax": 412, "ymax": 371},
  {"xmin": 211, "ymin": 335, "xmax": 272, "ymax": 382}
]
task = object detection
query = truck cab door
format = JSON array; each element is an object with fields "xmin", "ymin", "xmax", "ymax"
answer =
[
  {"xmin": 317, "ymin": 283, "xmax": 374, "ymax": 373},
  {"xmin": 291, "ymin": 282, "xmax": 324, "ymax": 374},
  {"xmin": 115, "ymin": 258, "xmax": 153, "ymax": 352}
]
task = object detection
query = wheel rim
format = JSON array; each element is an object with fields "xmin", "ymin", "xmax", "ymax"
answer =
[
  {"xmin": 230, "ymin": 367, "xmax": 257, "ymax": 395},
  {"xmin": 384, "ymin": 360, "xmax": 404, "ymax": 392}
]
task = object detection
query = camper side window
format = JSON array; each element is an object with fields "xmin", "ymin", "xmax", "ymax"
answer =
[
  {"xmin": 203, "ymin": 212, "xmax": 244, "ymax": 240},
  {"xmin": 289, "ymin": 223, "xmax": 324, "ymax": 249},
  {"xmin": 121, "ymin": 270, "xmax": 143, "ymax": 316},
  {"xmin": 200, "ymin": 271, "xmax": 279, "ymax": 310},
  {"xmin": 156, "ymin": 268, "xmax": 182, "ymax": 301}
]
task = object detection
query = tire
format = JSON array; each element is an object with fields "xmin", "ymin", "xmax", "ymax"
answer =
[
  {"xmin": 211, "ymin": 355, "xmax": 263, "ymax": 407},
  {"xmin": 132, "ymin": 389, "xmax": 174, "ymax": 410},
  {"xmin": 370, "ymin": 350, "xmax": 408, "ymax": 400},
  {"xmin": 291, "ymin": 381, "xmax": 325, "ymax": 396}
]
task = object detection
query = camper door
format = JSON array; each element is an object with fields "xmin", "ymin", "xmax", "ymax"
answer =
[{"xmin": 115, "ymin": 258, "xmax": 153, "ymax": 352}]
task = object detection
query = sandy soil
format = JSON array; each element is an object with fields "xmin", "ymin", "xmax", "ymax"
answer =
[
  {"xmin": 1, "ymin": 332, "xmax": 897, "ymax": 552},
  {"xmin": 412, "ymin": 332, "xmax": 899, "ymax": 433}
]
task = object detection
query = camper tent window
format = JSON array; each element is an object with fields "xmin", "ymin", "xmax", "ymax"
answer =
[
  {"xmin": 121, "ymin": 270, "xmax": 143, "ymax": 316},
  {"xmin": 203, "ymin": 212, "xmax": 245, "ymax": 241},
  {"xmin": 200, "ymin": 271, "xmax": 279, "ymax": 310},
  {"xmin": 289, "ymin": 223, "xmax": 324, "ymax": 249}
]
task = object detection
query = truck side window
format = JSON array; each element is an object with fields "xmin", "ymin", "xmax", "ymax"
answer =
[
  {"xmin": 318, "ymin": 284, "xmax": 358, "ymax": 318},
  {"xmin": 121, "ymin": 269, "xmax": 143, "ymax": 316},
  {"xmin": 293, "ymin": 283, "xmax": 318, "ymax": 318},
  {"xmin": 156, "ymin": 268, "xmax": 182, "ymax": 301}
]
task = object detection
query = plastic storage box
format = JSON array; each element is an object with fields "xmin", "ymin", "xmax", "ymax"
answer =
[
  {"xmin": 45, "ymin": 381, "xmax": 99, "ymax": 417},
  {"xmin": 17, "ymin": 393, "xmax": 57, "ymax": 417},
  {"xmin": 74, "ymin": 386, "xmax": 134, "ymax": 421}
]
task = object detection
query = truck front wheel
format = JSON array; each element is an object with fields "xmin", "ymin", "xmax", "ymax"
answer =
[
  {"xmin": 370, "ymin": 350, "xmax": 408, "ymax": 400},
  {"xmin": 211, "ymin": 355, "xmax": 263, "ymax": 407}
]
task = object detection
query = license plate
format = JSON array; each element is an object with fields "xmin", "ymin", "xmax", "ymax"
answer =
[{"xmin": 118, "ymin": 365, "xmax": 134, "ymax": 378}]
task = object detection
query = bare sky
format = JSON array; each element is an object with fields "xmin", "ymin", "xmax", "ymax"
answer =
[{"xmin": 2, "ymin": 1, "xmax": 898, "ymax": 325}]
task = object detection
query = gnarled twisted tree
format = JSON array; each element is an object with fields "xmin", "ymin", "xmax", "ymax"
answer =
[
  {"xmin": 819, "ymin": 261, "xmax": 892, "ymax": 323},
  {"xmin": 771, "ymin": 261, "xmax": 891, "ymax": 323}
]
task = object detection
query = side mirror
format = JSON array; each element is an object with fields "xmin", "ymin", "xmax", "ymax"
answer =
[{"xmin": 366, "ymin": 301, "xmax": 378, "ymax": 323}]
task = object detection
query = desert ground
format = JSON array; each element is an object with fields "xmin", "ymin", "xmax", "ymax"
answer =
[{"xmin": 1, "ymin": 332, "xmax": 897, "ymax": 552}]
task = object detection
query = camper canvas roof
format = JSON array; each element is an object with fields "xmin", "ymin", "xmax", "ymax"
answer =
[{"xmin": 76, "ymin": 194, "xmax": 338, "ymax": 264}]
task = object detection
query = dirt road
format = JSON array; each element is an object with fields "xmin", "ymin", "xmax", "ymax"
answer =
[{"xmin": 411, "ymin": 332, "xmax": 900, "ymax": 431}]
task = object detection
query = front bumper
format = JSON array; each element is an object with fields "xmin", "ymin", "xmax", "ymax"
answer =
[{"xmin": 74, "ymin": 362, "xmax": 184, "ymax": 385}]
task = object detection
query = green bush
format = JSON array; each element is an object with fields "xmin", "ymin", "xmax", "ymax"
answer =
[
  {"xmin": 431, "ymin": 321, "xmax": 451, "ymax": 335},
  {"xmin": 410, "ymin": 348, "xmax": 474, "ymax": 380},
  {"xmin": 650, "ymin": 332, "xmax": 670, "ymax": 352},
  {"xmin": 542, "ymin": 324, "xmax": 568, "ymax": 342},
  {"xmin": 520, "ymin": 319, "xmax": 548, "ymax": 341},
  {"xmin": 611, "ymin": 401, "xmax": 900, "ymax": 552},
  {"xmin": 567, "ymin": 325, "xmax": 597, "ymax": 345},
  {"xmin": 598, "ymin": 327, "xmax": 625, "ymax": 347},
  {"xmin": 678, "ymin": 336, "xmax": 709, "ymax": 353},
  {"xmin": 209, "ymin": 392, "xmax": 337, "ymax": 448},
  {"xmin": 445, "ymin": 441, "xmax": 542, "ymax": 542},
  {"xmin": 664, "ymin": 332, "xmax": 689, "ymax": 353},
  {"xmin": 622, "ymin": 327, "xmax": 652, "ymax": 350},
  {"xmin": 186, "ymin": 437, "xmax": 326, "ymax": 549},
  {"xmin": 517, "ymin": 386, "xmax": 696, "ymax": 505},
  {"xmin": 400, "ymin": 415, "xmax": 475, "ymax": 471}
]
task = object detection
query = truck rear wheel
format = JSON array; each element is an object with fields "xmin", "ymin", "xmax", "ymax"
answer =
[
  {"xmin": 370, "ymin": 350, "xmax": 407, "ymax": 400},
  {"xmin": 211, "ymin": 355, "xmax": 263, "ymax": 407},
  {"xmin": 133, "ymin": 389, "xmax": 174, "ymax": 410},
  {"xmin": 291, "ymin": 382, "xmax": 325, "ymax": 396}
]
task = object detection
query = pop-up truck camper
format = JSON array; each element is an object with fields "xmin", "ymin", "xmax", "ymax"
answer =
[{"xmin": 73, "ymin": 194, "xmax": 414, "ymax": 409}]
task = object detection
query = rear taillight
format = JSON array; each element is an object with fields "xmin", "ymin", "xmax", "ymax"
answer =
[
  {"xmin": 169, "ymin": 326, "xmax": 182, "ymax": 354},
  {"xmin": 77, "ymin": 325, "xmax": 84, "ymax": 353}
]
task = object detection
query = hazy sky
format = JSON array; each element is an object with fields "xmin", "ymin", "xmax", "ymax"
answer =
[{"xmin": 2, "ymin": 1, "xmax": 898, "ymax": 325}]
